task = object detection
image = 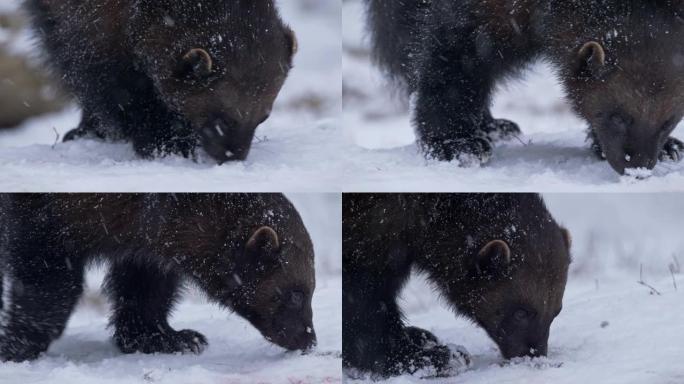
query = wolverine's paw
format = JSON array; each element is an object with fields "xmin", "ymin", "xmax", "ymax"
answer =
[
  {"xmin": 422, "ymin": 137, "xmax": 493, "ymax": 165},
  {"xmin": 400, "ymin": 327, "xmax": 451, "ymax": 374},
  {"xmin": 115, "ymin": 328, "xmax": 208, "ymax": 355},
  {"xmin": 659, "ymin": 137, "xmax": 684, "ymax": 163},
  {"xmin": 483, "ymin": 118, "xmax": 522, "ymax": 142}
]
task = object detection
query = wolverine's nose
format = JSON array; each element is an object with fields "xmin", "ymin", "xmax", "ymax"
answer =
[
  {"xmin": 623, "ymin": 151, "xmax": 657, "ymax": 170},
  {"xmin": 527, "ymin": 343, "xmax": 547, "ymax": 357},
  {"xmin": 294, "ymin": 325, "xmax": 317, "ymax": 352},
  {"xmin": 272, "ymin": 321, "xmax": 317, "ymax": 352},
  {"xmin": 501, "ymin": 339, "xmax": 548, "ymax": 359},
  {"xmin": 608, "ymin": 150, "xmax": 658, "ymax": 175},
  {"xmin": 200, "ymin": 118, "xmax": 254, "ymax": 163}
]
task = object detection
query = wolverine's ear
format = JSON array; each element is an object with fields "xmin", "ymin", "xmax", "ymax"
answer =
[
  {"xmin": 577, "ymin": 41, "xmax": 606, "ymax": 78},
  {"xmin": 560, "ymin": 227, "xmax": 572, "ymax": 250},
  {"xmin": 246, "ymin": 226, "xmax": 281, "ymax": 258},
  {"xmin": 475, "ymin": 240, "xmax": 512, "ymax": 276},
  {"xmin": 284, "ymin": 27, "xmax": 298, "ymax": 57},
  {"xmin": 177, "ymin": 48, "xmax": 213, "ymax": 79}
]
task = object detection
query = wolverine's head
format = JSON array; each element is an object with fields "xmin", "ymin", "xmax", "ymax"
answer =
[
  {"xmin": 555, "ymin": 1, "xmax": 684, "ymax": 174},
  {"xmin": 454, "ymin": 215, "xmax": 571, "ymax": 359}
]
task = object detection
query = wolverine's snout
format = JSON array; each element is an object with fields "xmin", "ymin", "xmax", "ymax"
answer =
[{"xmin": 199, "ymin": 117, "xmax": 255, "ymax": 163}]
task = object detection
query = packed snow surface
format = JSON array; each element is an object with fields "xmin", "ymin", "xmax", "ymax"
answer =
[
  {"xmin": 342, "ymin": 0, "xmax": 684, "ymax": 192},
  {"xmin": 346, "ymin": 194, "xmax": 684, "ymax": 384},
  {"xmin": 0, "ymin": 195, "xmax": 342, "ymax": 384}
]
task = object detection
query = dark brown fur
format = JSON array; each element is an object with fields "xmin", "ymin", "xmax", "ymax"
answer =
[{"xmin": 0, "ymin": 194, "xmax": 315, "ymax": 362}]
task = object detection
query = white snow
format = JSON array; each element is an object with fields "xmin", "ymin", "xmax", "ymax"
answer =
[
  {"xmin": 341, "ymin": 1, "xmax": 684, "ymax": 192},
  {"xmin": 0, "ymin": 1, "xmax": 344, "ymax": 192},
  {"xmin": 346, "ymin": 194, "xmax": 684, "ymax": 383},
  {"xmin": 0, "ymin": 195, "xmax": 342, "ymax": 384}
]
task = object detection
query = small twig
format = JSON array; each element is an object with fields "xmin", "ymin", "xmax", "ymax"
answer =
[
  {"xmin": 637, "ymin": 264, "xmax": 662, "ymax": 296},
  {"xmin": 667, "ymin": 254, "xmax": 680, "ymax": 292},
  {"xmin": 254, "ymin": 135, "xmax": 269, "ymax": 144},
  {"xmin": 510, "ymin": 133, "xmax": 531, "ymax": 147},
  {"xmin": 51, "ymin": 127, "xmax": 60, "ymax": 149},
  {"xmin": 671, "ymin": 254, "xmax": 681, "ymax": 274},
  {"xmin": 669, "ymin": 264, "xmax": 678, "ymax": 291}
]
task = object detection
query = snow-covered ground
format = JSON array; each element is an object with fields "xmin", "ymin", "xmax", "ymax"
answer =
[
  {"xmin": 342, "ymin": 0, "xmax": 684, "ymax": 192},
  {"xmin": 0, "ymin": 194, "xmax": 342, "ymax": 384},
  {"xmin": 346, "ymin": 194, "xmax": 684, "ymax": 384},
  {"xmin": 0, "ymin": 1, "xmax": 343, "ymax": 192}
]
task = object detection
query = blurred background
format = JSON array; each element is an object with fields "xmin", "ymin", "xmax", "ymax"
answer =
[
  {"xmin": 289, "ymin": 193, "xmax": 342, "ymax": 277},
  {"xmin": 544, "ymin": 194, "xmax": 683, "ymax": 280},
  {"xmin": 0, "ymin": 1, "xmax": 66, "ymax": 130}
]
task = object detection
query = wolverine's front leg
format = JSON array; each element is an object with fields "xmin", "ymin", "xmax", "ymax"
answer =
[
  {"xmin": 414, "ymin": 25, "xmax": 498, "ymax": 164},
  {"xmin": 105, "ymin": 260, "xmax": 207, "ymax": 355},
  {"xmin": 0, "ymin": 243, "xmax": 84, "ymax": 362}
]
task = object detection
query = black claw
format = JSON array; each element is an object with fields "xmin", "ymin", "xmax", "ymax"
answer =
[
  {"xmin": 660, "ymin": 137, "xmax": 684, "ymax": 163},
  {"xmin": 63, "ymin": 128, "xmax": 83, "ymax": 142},
  {"xmin": 483, "ymin": 118, "xmax": 522, "ymax": 142},
  {"xmin": 405, "ymin": 326, "xmax": 440, "ymax": 347}
]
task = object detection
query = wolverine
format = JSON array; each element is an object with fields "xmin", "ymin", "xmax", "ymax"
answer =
[{"xmin": 25, "ymin": 1, "xmax": 297, "ymax": 163}]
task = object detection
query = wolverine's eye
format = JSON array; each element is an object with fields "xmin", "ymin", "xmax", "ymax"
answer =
[
  {"xmin": 288, "ymin": 291, "xmax": 304, "ymax": 310},
  {"xmin": 513, "ymin": 308, "xmax": 536, "ymax": 323},
  {"xmin": 514, "ymin": 309, "xmax": 530, "ymax": 321},
  {"xmin": 609, "ymin": 113, "xmax": 631, "ymax": 134}
]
